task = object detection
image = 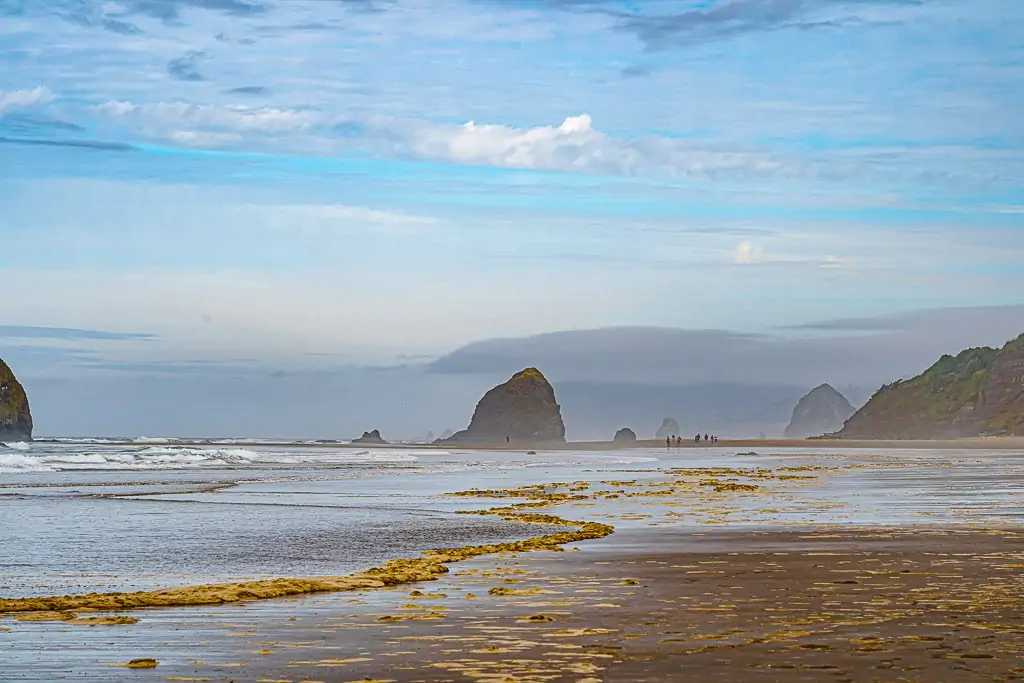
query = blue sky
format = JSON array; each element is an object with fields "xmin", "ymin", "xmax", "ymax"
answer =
[{"xmin": 1, "ymin": 0, "xmax": 1023, "ymax": 384}]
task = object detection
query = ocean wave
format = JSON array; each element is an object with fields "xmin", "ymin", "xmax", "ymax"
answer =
[
  {"xmin": 0, "ymin": 452, "xmax": 50, "ymax": 472},
  {"xmin": 0, "ymin": 444, "xmax": 421, "ymax": 472},
  {"xmin": 2, "ymin": 441, "xmax": 31, "ymax": 451}
]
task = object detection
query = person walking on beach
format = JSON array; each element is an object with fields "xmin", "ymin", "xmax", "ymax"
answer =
[
  {"xmin": 666, "ymin": 436, "xmax": 671, "ymax": 449},
  {"xmin": 695, "ymin": 433, "xmax": 701, "ymax": 443}
]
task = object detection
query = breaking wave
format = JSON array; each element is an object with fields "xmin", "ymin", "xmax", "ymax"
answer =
[{"xmin": 0, "ymin": 444, "xmax": 421, "ymax": 472}]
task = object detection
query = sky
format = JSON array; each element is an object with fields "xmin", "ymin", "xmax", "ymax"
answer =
[{"xmin": 1, "ymin": 0, "xmax": 1023, "ymax": 436}]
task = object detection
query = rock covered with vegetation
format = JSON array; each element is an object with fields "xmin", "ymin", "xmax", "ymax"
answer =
[
  {"xmin": 0, "ymin": 357, "xmax": 32, "ymax": 442},
  {"xmin": 784, "ymin": 383, "xmax": 855, "ymax": 438},
  {"xmin": 440, "ymin": 368, "xmax": 565, "ymax": 446},
  {"xmin": 837, "ymin": 333, "xmax": 1024, "ymax": 439}
]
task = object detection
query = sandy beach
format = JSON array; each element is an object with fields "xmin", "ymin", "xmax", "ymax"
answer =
[
  {"xmin": 227, "ymin": 527, "xmax": 1024, "ymax": 682},
  {"xmin": 2, "ymin": 442, "xmax": 1022, "ymax": 681}
]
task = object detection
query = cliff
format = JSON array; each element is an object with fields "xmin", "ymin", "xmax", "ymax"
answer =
[
  {"xmin": 837, "ymin": 333, "xmax": 1024, "ymax": 439},
  {"xmin": 0, "ymin": 357, "xmax": 33, "ymax": 441},
  {"xmin": 784, "ymin": 383, "xmax": 855, "ymax": 438},
  {"xmin": 440, "ymin": 368, "xmax": 566, "ymax": 446}
]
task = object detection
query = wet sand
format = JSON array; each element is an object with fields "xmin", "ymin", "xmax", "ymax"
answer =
[
  {"xmin": 35, "ymin": 526, "xmax": 1015, "ymax": 683},
  {"xmin": 199, "ymin": 527, "xmax": 1024, "ymax": 682}
]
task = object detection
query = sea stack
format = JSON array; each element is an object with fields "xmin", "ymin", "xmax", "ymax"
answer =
[
  {"xmin": 352, "ymin": 429, "xmax": 387, "ymax": 445},
  {"xmin": 613, "ymin": 427, "xmax": 637, "ymax": 445},
  {"xmin": 440, "ymin": 368, "xmax": 566, "ymax": 446},
  {"xmin": 838, "ymin": 333, "xmax": 1024, "ymax": 439},
  {"xmin": 656, "ymin": 418, "xmax": 680, "ymax": 439},
  {"xmin": 0, "ymin": 357, "xmax": 33, "ymax": 442},
  {"xmin": 784, "ymin": 384, "xmax": 855, "ymax": 438}
]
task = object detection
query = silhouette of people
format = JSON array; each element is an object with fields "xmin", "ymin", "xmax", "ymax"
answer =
[
  {"xmin": 666, "ymin": 436, "xmax": 671, "ymax": 448},
  {"xmin": 695, "ymin": 433, "xmax": 701, "ymax": 443},
  {"xmin": 506, "ymin": 435, "xmax": 510, "ymax": 445},
  {"xmin": 704, "ymin": 433, "xmax": 709, "ymax": 442}
]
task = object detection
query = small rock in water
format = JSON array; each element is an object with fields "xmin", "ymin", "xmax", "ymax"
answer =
[{"xmin": 124, "ymin": 658, "xmax": 158, "ymax": 669}]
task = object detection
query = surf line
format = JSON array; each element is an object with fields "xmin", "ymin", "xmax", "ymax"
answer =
[{"xmin": 0, "ymin": 499, "xmax": 614, "ymax": 614}]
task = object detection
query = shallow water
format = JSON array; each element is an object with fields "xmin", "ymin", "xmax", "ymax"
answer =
[
  {"xmin": 1, "ymin": 441, "xmax": 1022, "ymax": 599},
  {"xmin": 0, "ymin": 441, "xmax": 655, "ymax": 597}
]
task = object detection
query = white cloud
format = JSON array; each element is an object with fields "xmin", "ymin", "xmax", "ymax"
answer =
[
  {"xmin": 255, "ymin": 203, "xmax": 438, "ymax": 233},
  {"xmin": 0, "ymin": 86, "xmax": 53, "ymax": 116},
  {"xmin": 821, "ymin": 254, "xmax": 856, "ymax": 269},
  {"xmin": 170, "ymin": 130, "xmax": 243, "ymax": 146},
  {"xmin": 97, "ymin": 100, "xmax": 323, "ymax": 144},
  {"xmin": 401, "ymin": 113, "xmax": 784, "ymax": 178},
  {"xmin": 91, "ymin": 98, "xmax": 787, "ymax": 179},
  {"xmin": 408, "ymin": 113, "xmax": 623, "ymax": 172},
  {"xmin": 733, "ymin": 240, "xmax": 762, "ymax": 264}
]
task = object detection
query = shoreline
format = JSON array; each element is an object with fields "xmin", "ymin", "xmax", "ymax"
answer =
[{"xmin": 32, "ymin": 435, "xmax": 1024, "ymax": 450}]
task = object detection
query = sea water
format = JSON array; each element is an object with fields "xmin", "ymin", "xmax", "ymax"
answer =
[{"xmin": 1, "ymin": 440, "xmax": 1022, "ymax": 599}]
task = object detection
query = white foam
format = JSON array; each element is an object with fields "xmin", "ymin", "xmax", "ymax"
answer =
[
  {"xmin": 0, "ymin": 452, "xmax": 52, "ymax": 471},
  {"xmin": 0, "ymin": 444, "xmax": 421, "ymax": 472},
  {"xmin": 2, "ymin": 441, "xmax": 31, "ymax": 451}
]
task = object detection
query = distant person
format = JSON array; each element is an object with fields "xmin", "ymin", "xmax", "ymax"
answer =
[
  {"xmin": 695, "ymin": 433, "xmax": 701, "ymax": 443},
  {"xmin": 704, "ymin": 433, "xmax": 709, "ymax": 442},
  {"xmin": 666, "ymin": 436, "xmax": 671, "ymax": 448},
  {"xmin": 505, "ymin": 435, "xmax": 510, "ymax": 445}
]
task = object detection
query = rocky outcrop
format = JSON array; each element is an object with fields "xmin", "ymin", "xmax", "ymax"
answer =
[
  {"xmin": 784, "ymin": 384, "xmax": 855, "ymax": 438},
  {"xmin": 0, "ymin": 358, "xmax": 32, "ymax": 442},
  {"xmin": 837, "ymin": 333, "xmax": 1024, "ymax": 439},
  {"xmin": 613, "ymin": 427, "xmax": 637, "ymax": 445},
  {"xmin": 440, "ymin": 368, "xmax": 565, "ymax": 446},
  {"xmin": 656, "ymin": 418, "xmax": 680, "ymax": 438},
  {"xmin": 425, "ymin": 430, "xmax": 435, "ymax": 443},
  {"xmin": 352, "ymin": 429, "xmax": 387, "ymax": 445},
  {"xmin": 439, "ymin": 429, "xmax": 453, "ymax": 440}
]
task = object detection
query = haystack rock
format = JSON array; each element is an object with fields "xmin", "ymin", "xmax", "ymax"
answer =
[
  {"xmin": 838, "ymin": 333, "xmax": 1024, "ymax": 439},
  {"xmin": 439, "ymin": 429, "xmax": 454, "ymax": 440},
  {"xmin": 656, "ymin": 418, "xmax": 680, "ymax": 439},
  {"xmin": 352, "ymin": 429, "xmax": 387, "ymax": 445},
  {"xmin": 0, "ymin": 358, "xmax": 32, "ymax": 442},
  {"xmin": 613, "ymin": 427, "xmax": 637, "ymax": 445},
  {"xmin": 440, "ymin": 368, "xmax": 565, "ymax": 446},
  {"xmin": 784, "ymin": 384, "xmax": 855, "ymax": 438},
  {"xmin": 425, "ymin": 430, "xmax": 435, "ymax": 443}
]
